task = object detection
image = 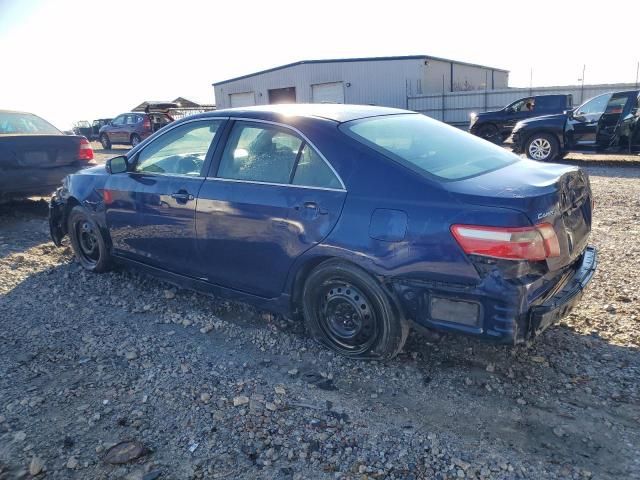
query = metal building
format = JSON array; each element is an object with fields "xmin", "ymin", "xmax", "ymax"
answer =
[{"xmin": 212, "ymin": 55, "xmax": 509, "ymax": 110}]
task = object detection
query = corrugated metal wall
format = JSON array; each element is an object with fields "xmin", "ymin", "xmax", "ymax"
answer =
[
  {"xmin": 213, "ymin": 59, "xmax": 506, "ymax": 110},
  {"xmin": 408, "ymin": 83, "xmax": 638, "ymax": 125}
]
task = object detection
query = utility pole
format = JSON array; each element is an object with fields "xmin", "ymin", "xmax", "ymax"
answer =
[{"xmin": 578, "ymin": 64, "xmax": 586, "ymax": 103}]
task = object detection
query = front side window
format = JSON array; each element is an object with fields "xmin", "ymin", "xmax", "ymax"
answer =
[
  {"xmin": 135, "ymin": 120, "xmax": 222, "ymax": 176},
  {"xmin": 507, "ymin": 98, "xmax": 535, "ymax": 113},
  {"xmin": 342, "ymin": 113, "xmax": 519, "ymax": 181},
  {"xmin": 218, "ymin": 122, "xmax": 303, "ymax": 184},
  {"xmin": 576, "ymin": 93, "xmax": 611, "ymax": 115},
  {"xmin": 112, "ymin": 115, "xmax": 126, "ymax": 126},
  {"xmin": 0, "ymin": 112, "xmax": 60, "ymax": 135}
]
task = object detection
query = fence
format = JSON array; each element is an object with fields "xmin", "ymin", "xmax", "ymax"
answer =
[{"xmin": 407, "ymin": 83, "xmax": 639, "ymax": 126}]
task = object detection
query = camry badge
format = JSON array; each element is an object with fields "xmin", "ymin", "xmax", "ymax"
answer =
[{"xmin": 537, "ymin": 209, "xmax": 555, "ymax": 220}]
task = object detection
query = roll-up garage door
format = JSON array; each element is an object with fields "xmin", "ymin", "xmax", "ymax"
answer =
[
  {"xmin": 229, "ymin": 92, "xmax": 255, "ymax": 108},
  {"xmin": 311, "ymin": 82, "xmax": 345, "ymax": 104}
]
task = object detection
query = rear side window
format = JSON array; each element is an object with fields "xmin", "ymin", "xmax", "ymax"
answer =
[
  {"xmin": 342, "ymin": 114, "xmax": 519, "ymax": 181},
  {"xmin": 292, "ymin": 144, "xmax": 342, "ymax": 189},
  {"xmin": 218, "ymin": 122, "xmax": 303, "ymax": 184}
]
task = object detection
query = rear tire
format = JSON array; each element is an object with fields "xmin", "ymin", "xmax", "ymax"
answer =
[
  {"xmin": 302, "ymin": 260, "xmax": 408, "ymax": 360},
  {"xmin": 100, "ymin": 134, "xmax": 112, "ymax": 150},
  {"xmin": 525, "ymin": 133, "xmax": 559, "ymax": 161},
  {"xmin": 68, "ymin": 206, "xmax": 112, "ymax": 272},
  {"xmin": 130, "ymin": 134, "xmax": 141, "ymax": 147}
]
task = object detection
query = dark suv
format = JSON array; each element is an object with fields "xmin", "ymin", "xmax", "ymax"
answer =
[
  {"xmin": 469, "ymin": 94, "xmax": 572, "ymax": 143},
  {"xmin": 99, "ymin": 112, "xmax": 173, "ymax": 149},
  {"xmin": 510, "ymin": 90, "xmax": 640, "ymax": 161}
]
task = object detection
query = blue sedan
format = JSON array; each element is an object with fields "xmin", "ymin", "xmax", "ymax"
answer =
[{"xmin": 49, "ymin": 104, "xmax": 597, "ymax": 359}]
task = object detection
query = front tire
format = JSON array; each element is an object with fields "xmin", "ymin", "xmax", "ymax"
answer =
[
  {"xmin": 476, "ymin": 124, "xmax": 500, "ymax": 143},
  {"xmin": 302, "ymin": 260, "xmax": 408, "ymax": 360},
  {"xmin": 68, "ymin": 206, "xmax": 112, "ymax": 272},
  {"xmin": 100, "ymin": 134, "xmax": 112, "ymax": 150},
  {"xmin": 525, "ymin": 133, "xmax": 559, "ymax": 161}
]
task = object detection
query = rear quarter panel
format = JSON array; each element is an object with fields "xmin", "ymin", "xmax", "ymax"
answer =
[{"xmin": 281, "ymin": 121, "xmax": 532, "ymax": 291}]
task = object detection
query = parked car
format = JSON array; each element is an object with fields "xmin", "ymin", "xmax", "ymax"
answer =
[
  {"xmin": 72, "ymin": 120, "xmax": 92, "ymax": 138},
  {"xmin": 49, "ymin": 104, "xmax": 596, "ymax": 359},
  {"xmin": 469, "ymin": 94, "xmax": 572, "ymax": 143},
  {"xmin": 99, "ymin": 112, "xmax": 173, "ymax": 149},
  {"xmin": 91, "ymin": 119, "xmax": 112, "ymax": 137},
  {"xmin": 510, "ymin": 90, "xmax": 640, "ymax": 161},
  {"xmin": 0, "ymin": 109, "xmax": 94, "ymax": 202}
]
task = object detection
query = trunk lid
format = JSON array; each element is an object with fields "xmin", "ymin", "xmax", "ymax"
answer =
[
  {"xmin": 0, "ymin": 134, "xmax": 83, "ymax": 169},
  {"xmin": 445, "ymin": 159, "xmax": 592, "ymax": 271}
]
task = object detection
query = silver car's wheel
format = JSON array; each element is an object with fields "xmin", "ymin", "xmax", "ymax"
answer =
[
  {"xmin": 528, "ymin": 138, "xmax": 551, "ymax": 160},
  {"xmin": 525, "ymin": 133, "xmax": 558, "ymax": 161}
]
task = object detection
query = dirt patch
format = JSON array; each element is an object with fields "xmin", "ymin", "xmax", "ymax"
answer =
[{"xmin": 0, "ymin": 166, "xmax": 638, "ymax": 479}]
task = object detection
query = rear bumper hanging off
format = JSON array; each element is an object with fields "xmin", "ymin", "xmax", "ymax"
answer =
[{"xmin": 528, "ymin": 246, "xmax": 597, "ymax": 337}]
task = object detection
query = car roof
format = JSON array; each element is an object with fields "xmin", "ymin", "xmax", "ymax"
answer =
[
  {"xmin": 202, "ymin": 104, "xmax": 412, "ymax": 123},
  {"xmin": 0, "ymin": 109, "xmax": 39, "ymax": 115}
]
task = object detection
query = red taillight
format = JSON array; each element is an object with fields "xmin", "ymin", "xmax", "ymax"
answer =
[
  {"xmin": 77, "ymin": 137, "xmax": 94, "ymax": 161},
  {"xmin": 142, "ymin": 117, "xmax": 151, "ymax": 130},
  {"xmin": 451, "ymin": 223, "xmax": 560, "ymax": 261}
]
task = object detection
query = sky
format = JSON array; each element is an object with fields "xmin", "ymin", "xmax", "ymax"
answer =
[{"xmin": 1, "ymin": 0, "xmax": 639, "ymax": 130}]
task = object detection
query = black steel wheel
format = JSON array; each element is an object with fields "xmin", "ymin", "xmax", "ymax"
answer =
[
  {"xmin": 302, "ymin": 260, "xmax": 408, "ymax": 360},
  {"xmin": 68, "ymin": 206, "xmax": 112, "ymax": 272}
]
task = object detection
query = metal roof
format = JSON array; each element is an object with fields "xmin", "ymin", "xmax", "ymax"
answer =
[{"xmin": 213, "ymin": 55, "xmax": 509, "ymax": 86}]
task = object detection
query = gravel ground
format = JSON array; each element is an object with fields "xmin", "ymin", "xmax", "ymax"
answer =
[{"xmin": 0, "ymin": 164, "xmax": 639, "ymax": 480}]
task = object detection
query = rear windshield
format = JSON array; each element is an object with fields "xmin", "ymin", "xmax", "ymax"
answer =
[
  {"xmin": 0, "ymin": 112, "xmax": 61, "ymax": 135},
  {"xmin": 341, "ymin": 113, "xmax": 519, "ymax": 181}
]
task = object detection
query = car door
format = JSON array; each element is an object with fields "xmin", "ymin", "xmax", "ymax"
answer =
[
  {"xmin": 595, "ymin": 92, "xmax": 634, "ymax": 148},
  {"xmin": 123, "ymin": 114, "xmax": 139, "ymax": 142},
  {"xmin": 195, "ymin": 120, "xmax": 346, "ymax": 298},
  {"xmin": 502, "ymin": 97, "xmax": 535, "ymax": 130},
  {"xmin": 104, "ymin": 118, "xmax": 225, "ymax": 276},
  {"xmin": 568, "ymin": 93, "xmax": 611, "ymax": 147},
  {"xmin": 107, "ymin": 115, "xmax": 127, "ymax": 143}
]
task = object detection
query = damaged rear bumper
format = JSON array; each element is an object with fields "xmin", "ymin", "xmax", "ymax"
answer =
[
  {"xmin": 528, "ymin": 246, "xmax": 597, "ymax": 338},
  {"xmin": 391, "ymin": 246, "xmax": 597, "ymax": 344}
]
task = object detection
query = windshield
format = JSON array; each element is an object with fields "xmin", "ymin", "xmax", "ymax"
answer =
[
  {"xmin": 0, "ymin": 111, "xmax": 61, "ymax": 135},
  {"xmin": 341, "ymin": 114, "xmax": 519, "ymax": 181}
]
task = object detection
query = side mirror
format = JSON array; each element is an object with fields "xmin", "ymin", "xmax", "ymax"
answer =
[
  {"xmin": 564, "ymin": 109, "xmax": 574, "ymax": 119},
  {"xmin": 106, "ymin": 155, "xmax": 128, "ymax": 174}
]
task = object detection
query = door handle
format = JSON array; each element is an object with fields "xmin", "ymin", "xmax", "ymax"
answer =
[
  {"xmin": 170, "ymin": 191, "xmax": 194, "ymax": 203},
  {"xmin": 295, "ymin": 202, "xmax": 328, "ymax": 215}
]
